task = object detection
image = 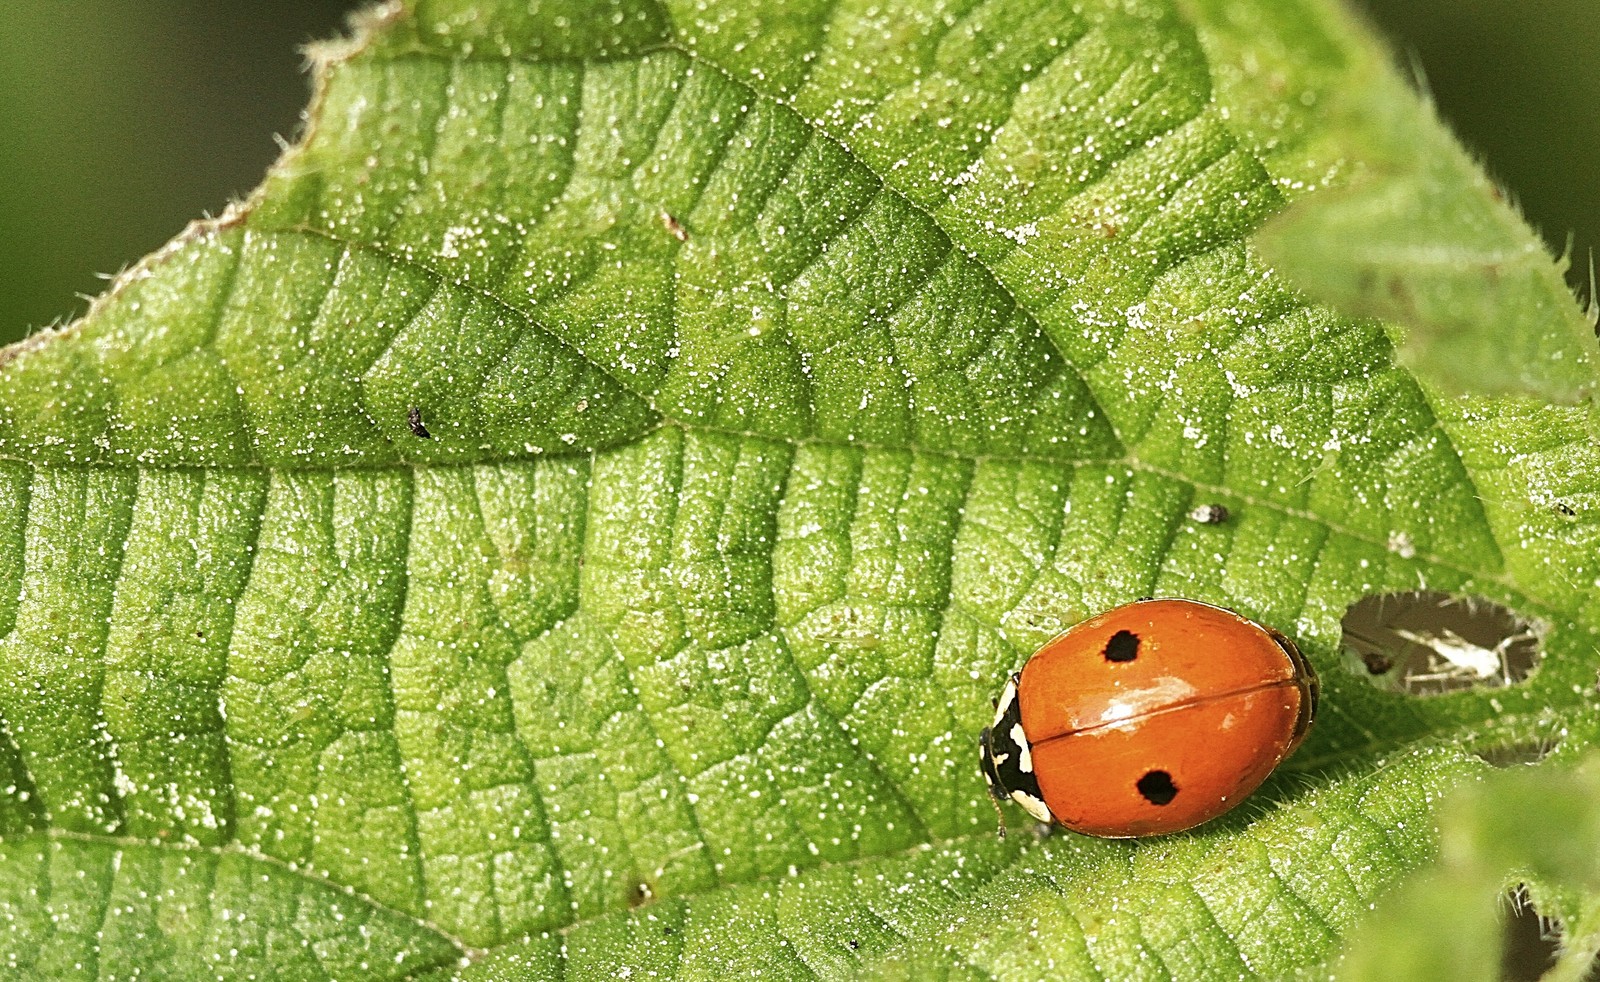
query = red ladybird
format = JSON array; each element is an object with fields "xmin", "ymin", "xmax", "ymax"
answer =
[{"xmin": 979, "ymin": 598, "xmax": 1317, "ymax": 837}]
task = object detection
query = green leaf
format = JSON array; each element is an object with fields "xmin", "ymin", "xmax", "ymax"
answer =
[
  {"xmin": 1186, "ymin": 0, "xmax": 1599, "ymax": 405},
  {"xmin": 1337, "ymin": 753, "xmax": 1600, "ymax": 982},
  {"xmin": 1184, "ymin": 0, "xmax": 1593, "ymax": 407},
  {"xmin": 1, "ymin": 0, "xmax": 1597, "ymax": 978},
  {"xmin": 1251, "ymin": 77, "xmax": 1600, "ymax": 406}
]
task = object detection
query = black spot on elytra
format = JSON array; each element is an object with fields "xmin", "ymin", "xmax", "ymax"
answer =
[
  {"xmin": 1104, "ymin": 630, "xmax": 1140, "ymax": 663},
  {"xmin": 1137, "ymin": 770, "xmax": 1178, "ymax": 806}
]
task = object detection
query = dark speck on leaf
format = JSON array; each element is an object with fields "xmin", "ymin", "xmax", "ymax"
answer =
[
  {"xmin": 630, "ymin": 882, "xmax": 655, "ymax": 907},
  {"xmin": 407, "ymin": 406, "xmax": 433, "ymax": 439}
]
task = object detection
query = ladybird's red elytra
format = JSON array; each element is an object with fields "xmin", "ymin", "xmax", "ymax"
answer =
[{"xmin": 979, "ymin": 598, "xmax": 1318, "ymax": 838}]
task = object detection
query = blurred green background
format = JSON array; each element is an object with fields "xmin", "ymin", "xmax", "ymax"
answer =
[{"xmin": 1, "ymin": 0, "xmax": 1598, "ymax": 344}]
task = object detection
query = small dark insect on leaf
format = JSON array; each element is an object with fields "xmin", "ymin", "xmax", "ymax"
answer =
[
  {"xmin": 1362, "ymin": 651, "xmax": 1394, "ymax": 675},
  {"xmin": 847, "ymin": 939, "xmax": 860, "ymax": 950},
  {"xmin": 1189, "ymin": 503, "xmax": 1230, "ymax": 524},
  {"xmin": 407, "ymin": 406, "xmax": 433, "ymax": 439},
  {"xmin": 661, "ymin": 211, "xmax": 689, "ymax": 242}
]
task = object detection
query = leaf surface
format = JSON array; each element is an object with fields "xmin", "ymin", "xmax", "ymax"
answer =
[{"xmin": 0, "ymin": 1, "xmax": 1597, "ymax": 979}]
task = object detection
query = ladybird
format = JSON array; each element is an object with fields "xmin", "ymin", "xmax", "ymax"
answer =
[{"xmin": 979, "ymin": 598, "xmax": 1317, "ymax": 837}]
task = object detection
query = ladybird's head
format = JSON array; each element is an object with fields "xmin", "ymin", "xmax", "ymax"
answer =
[
  {"xmin": 978, "ymin": 673, "xmax": 1056, "ymax": 827},
  {"xmin": 978, "ymin": 676, "xmax": 1018, "ymax": 801}
]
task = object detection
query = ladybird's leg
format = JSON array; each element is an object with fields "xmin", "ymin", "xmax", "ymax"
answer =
[
  {"xmin": 978, "ymin": 726, "xmax": 1005, "ymax": 798},
  {"xmin": 978, "ymin": 725, "xmax": 1012, "ymax": 837},
  {"xmin": 982, "ymin": 734, "xmax": 1007, "ymax": 834}
]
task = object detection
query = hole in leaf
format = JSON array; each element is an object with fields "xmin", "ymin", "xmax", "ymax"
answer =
[
  {"xmin": 1137, "ymin": 770, "xmax": 1177, "ymax": 805},
  {"xmin": 1500, "ymin": 886, "xmax": 1560, "ymax": 982},
  {"xmin": 1104, "ymin": 630, "xmax": 1140, "ymax": 663},
  {"xmin": 1474, "ymin": 740, "xmax": 1560, "ymax": 769},
  {"xmin": 1340, "ymin": 591, "xmax": 1544, "ymax": 695}
]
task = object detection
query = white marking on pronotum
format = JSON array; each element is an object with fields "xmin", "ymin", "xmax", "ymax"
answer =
[
  {"xmin": 993, "ymin": 678, "xmax": 1018, "ymax": 727},
  {"xmin": 1012, "ymin": 790, "xmax": 1053, "ymax": 824},
  {"xmin": 991, "ymin": 752, "xmax": 1010, "ymax": 768},
  {"xmin": 1011, "ymin": 723, "xmax": 1033, "ymax": 773}
]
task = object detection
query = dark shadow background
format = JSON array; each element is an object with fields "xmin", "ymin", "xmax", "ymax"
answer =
[
  {"xmin": 1, "ymin": 0, "xmax": 1597, "ymax": 345},
  {"xmin": 0, "ymin": 0, "xmax": 361, "ymax": 342}
]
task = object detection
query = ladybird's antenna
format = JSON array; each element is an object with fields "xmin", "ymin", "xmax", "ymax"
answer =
[{"xmin": 979, "ymin": 725, "xmax": 1009, "ymax": 839}]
